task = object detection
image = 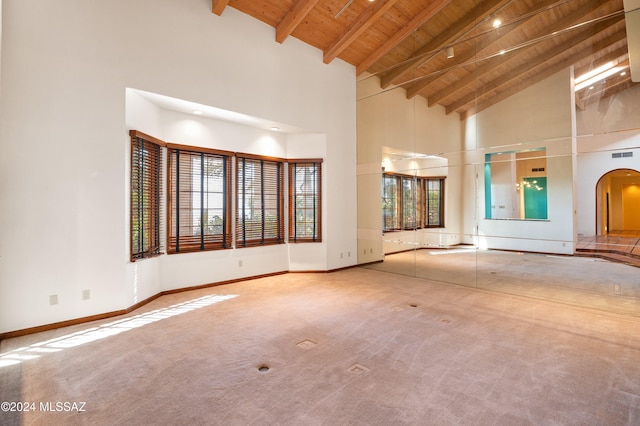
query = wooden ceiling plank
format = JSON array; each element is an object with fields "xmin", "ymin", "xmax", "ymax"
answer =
[
  {"xmin": 355, "ymin": 0, "xmax": 453, "ymax": 75},
  {"xmin": 212, "ymin": 0, "xmax": 230, "ymax": 16},
  {"xmin": 324, "ymin": 0, "xmax": 400, "ymax": 64},
  {"xmin": 379, "ymin": 0, "xmax": 511, "ymax": 89},
  {"xmin": 408, "ymin": 0, "xmax": 563, "ymax": 101},
  {"xmin": 276, "ymin": 0, "xmax": 320, "ymax": 44},
  {"xmin": 422, "ymin": 0, "xmax": 616, "ymax": 104},
  {"xmin": 449, "ymin": 27, "xmax": 625, "ymax": 114},
  {"xmin": 459, "ymin": 30, "xmax": 627, "ymax": 119}
]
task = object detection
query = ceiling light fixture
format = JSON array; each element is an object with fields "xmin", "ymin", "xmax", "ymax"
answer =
[{"xmin": 445, "ymin": 46, "xmax": 454, "ymax": 59}]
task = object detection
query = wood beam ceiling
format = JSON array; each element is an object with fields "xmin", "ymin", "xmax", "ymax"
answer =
[
  {"xmin": 212, "ymin": 0, "xmax": 229, "ymax": 16},
  {"xmin": 323, "ymin": 0, "xmax": 400, "ymax": 64},
  {"xmin": 444, "ymin": 15, "xmax": 625, "ymax": 114},
  {"xmin": 276, "ymin": 0, "xmax": 320, "ymax": 44},
  {"xmin": 405, "ymin": 0, "xmax": 563, "ymax": 101},
  {"xmin": 461, "ymin": 29, "xmax": 628, "ymax": 120},
  {"xmin": 378, "ymin": 0, "xmax": 512, "ymax": 89},
  {"xmin": 355, "ymin": 0, "xmax": 453, "ymax": 75},
  {"xmin": 211, "ymin": 0, "xmax": 630, "ymax": 120}
]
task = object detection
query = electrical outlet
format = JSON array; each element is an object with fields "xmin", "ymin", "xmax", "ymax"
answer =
[{"xmin": 49, "ymin": 295, "xmax": 58, "ymax": 305}]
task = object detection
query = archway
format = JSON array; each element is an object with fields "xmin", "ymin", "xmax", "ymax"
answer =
[{"xmin": 595, "ymin": 169, "xmax": 640, "ymax": 235}]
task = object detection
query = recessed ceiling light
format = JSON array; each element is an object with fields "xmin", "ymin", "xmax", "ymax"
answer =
[
  {"xmin": 493, "ymin": 18, "xmax": 501, "ymax": 28},
  {"xmin": 192, "ymin": 110, "xmax": 203, "ymax": 115}
]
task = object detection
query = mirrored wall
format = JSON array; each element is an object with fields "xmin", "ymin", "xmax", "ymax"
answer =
[{"xmin": 356, "ymin": 0, "xmax": 640, "ymax": 317}]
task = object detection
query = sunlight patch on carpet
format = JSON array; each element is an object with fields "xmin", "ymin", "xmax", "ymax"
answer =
[{"xmin": 0, "ymin": 294, "xmax": 237, "ymax": 368}]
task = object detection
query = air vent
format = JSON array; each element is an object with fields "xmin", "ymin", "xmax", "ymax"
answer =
[{"xmin": 612, "ymin": 152, "xmax": 633, "ymax": 158}]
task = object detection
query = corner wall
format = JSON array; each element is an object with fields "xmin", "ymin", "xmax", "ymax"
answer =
[{"xmin": 0, "ymin": 0, "xmax": 356, "ymax": 334}]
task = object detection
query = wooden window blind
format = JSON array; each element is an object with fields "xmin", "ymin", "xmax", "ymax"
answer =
[
  {"xmin": 401, "ymin": 176, "xmax": 417, "ymax": 230},
  {"xmin": 382, "ymin": 172, "xmax": 445, "ymax": 231},
  {"xmin": 130, "ymin": 131, "xmax": 164, "ymax": 261},
  {"xmin": 288, "ymin": 161, "xmax": 322, "ymax": 242},
  {"xmin": 426, "ymin": 178, "xmax": 444, "ymax": 227},
  {"xmin": 382, "ymin": 174, "xmax": 399, "ymax": 231},
  {"xmin": 236, "ymin": 155, "xmax": 285, "ymax": 247},
  {"xmin": 167, "ymin": 146, "xmax": 232, "ymax": 253}
]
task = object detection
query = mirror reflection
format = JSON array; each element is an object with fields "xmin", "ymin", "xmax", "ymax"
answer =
[{"xmin": 357, "ymin": 0, "xmax": 640, "ymax": 317}]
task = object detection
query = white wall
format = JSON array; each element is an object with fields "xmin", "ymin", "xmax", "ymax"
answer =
[
  {"xmin": 0, "ymin": 0, "xmax": 356, "ymax": 334},
  {"xmin": 575, "ymin": 84, "xmax": 640, "ymax": 237},
  {"xmin": 463, "ymin": 69, "xmax": 576, "ymax": 254}
]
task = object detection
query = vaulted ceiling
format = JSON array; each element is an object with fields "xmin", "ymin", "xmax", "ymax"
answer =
[{"xmin": 212, "ymin": 0, "xmax": 635, "ymax": 120}]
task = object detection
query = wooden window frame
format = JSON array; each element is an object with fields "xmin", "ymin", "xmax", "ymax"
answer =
[
  {"xmin": 167, "ymin": 144, "xmax": 233, "ymax": 253},
  {"xmin": 130, "ymin": 130, "xmax": 165, "ymax": 261},
  {"xmin": 424, "ymin": 177, "xmax": 445, "ymax": 228},
  {"xmin": 236, "ymin": 154, "xmax": 285, "ymax": 248},
  {"xmin": 288, "ymin": 160, "xmax": 322, "ymax": 243},
  {"xmin": 382, "ymin": 172, "xmax": 445, "ymax": 232}
]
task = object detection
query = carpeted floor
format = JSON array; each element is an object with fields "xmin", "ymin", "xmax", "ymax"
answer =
[
  {"xmin": 2, "ymin": 266, "xmax": 640, "ymax": 425},
  {"xmin": 366, "ymin": 248, "xmax": 640, "ymax": 317}
]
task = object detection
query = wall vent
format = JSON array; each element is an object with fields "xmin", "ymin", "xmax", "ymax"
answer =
[{"xmin": 612, "ymin": 152, "xmax": 633, "ymax": 158}]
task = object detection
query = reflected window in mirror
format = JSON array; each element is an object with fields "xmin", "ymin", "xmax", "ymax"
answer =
[{"xmin": 382, "ymin": 173, "xmax": 445, "ymax": 231}]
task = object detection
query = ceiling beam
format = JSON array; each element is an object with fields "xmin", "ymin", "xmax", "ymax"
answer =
[
  {"xmin": 460, "ymin": 30, "xmax": 627, "ymax": 120},
  {"xmin": 323, "ymin": 0, "xmax": 400, "ymax": 64},
  {"xmin": 355, "ymin": 0, "xmax": 452, "ymax": 75},
  {"xmin": 420, "ymin": 0, "xmax": 616, "ymax": 103},
  {"xmin": 405, "ymin": 0, "xmax": 563, "ymax": 101},
  {"xmin": 212, "ymin": 0, "xmax": 230, "ymax": 16},
  {"xmin": 447, "ymin": 19, "xmax": 624, "ymax": 115},
  {"xmin": 276, "ymin": 0, "xmax": 320, "ymax": 44},
  {"xmin": 378, "ymin": 0, "xmax": 511, "ymax": 89}
]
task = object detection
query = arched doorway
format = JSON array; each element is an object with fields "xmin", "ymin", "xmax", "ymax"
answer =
[{"xmin": 595, "ymin": 169, "xmax": 640, "ymax": 235}]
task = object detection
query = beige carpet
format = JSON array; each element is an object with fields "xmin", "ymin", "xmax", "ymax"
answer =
[
  {"xmin": 2, "ymin": 267, "xmax": 640, "ymax": 425},
  {"xmin": 366, "ymin": 248, "xmax": 640, "ymax": 317}
]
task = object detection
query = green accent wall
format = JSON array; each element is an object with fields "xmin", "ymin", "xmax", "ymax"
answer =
[{"xmin": 523, "ymin": 177, "xmax": 548, "ymax": 219}]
